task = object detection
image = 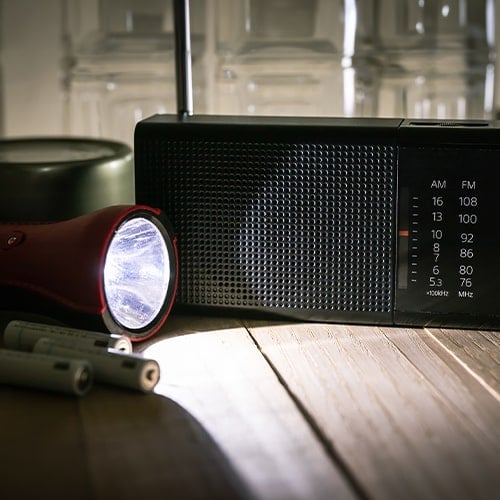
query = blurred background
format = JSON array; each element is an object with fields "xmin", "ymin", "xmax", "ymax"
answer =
[{"xmin": 0, "ymin": 0, "xmax": 498, "ymax": 148}]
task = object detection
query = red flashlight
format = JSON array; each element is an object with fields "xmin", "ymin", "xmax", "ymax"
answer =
[{"xmin": 0, "ymin": 205, "xmax": 178, "ymax": 341}]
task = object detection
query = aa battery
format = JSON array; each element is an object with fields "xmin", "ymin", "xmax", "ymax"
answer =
[
  {"xmin": 33, "ymin": 338, "xmax": 160, "ymax": 393},
  {"xmin": 4, "ymin": 320, "xmax": 132, "ymax": 353},
  {"xmin": 0, "ymin": 348, "xmax": 92, "ymax": 396}
]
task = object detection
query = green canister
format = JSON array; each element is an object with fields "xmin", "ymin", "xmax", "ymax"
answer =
[{"xmin": 0, "ymin": 137, "xmax": 134, "ymax": 222}]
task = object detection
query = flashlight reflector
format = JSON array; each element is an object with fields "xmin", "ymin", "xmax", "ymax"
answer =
[{"xmin": 103, "ymin": 217, "xmax": 171, "ymax": 332}]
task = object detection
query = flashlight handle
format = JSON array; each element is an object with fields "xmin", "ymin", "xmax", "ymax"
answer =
[
  {"xmin": 4, "ymin": 320, "xmax": 132, "ymax": 353},
  {"xmin": 0, "ymin": 205, "xmax": 141, "ymax": 316},
  {"xmin": 33, "ymin": 339, "xmax": 160, "ymax": 393},
  {"xmin": 0, "ymin": 349, "xmax": 92, "ymax": 396}
]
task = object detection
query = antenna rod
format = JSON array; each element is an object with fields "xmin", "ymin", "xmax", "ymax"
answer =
[{"xmin": 173, "ymin": 0, "xmax": 193, "ymax": 116}]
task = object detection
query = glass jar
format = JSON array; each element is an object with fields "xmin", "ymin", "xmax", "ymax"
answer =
[{"xmin": 65, "ymin": 0, "xmax": 206, "ymax": 146}]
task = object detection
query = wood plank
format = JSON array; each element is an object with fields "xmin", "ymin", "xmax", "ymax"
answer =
[
  {"xmin": 0, "ymin": 387, "xmax": 92, "ymax": 499},
  {"xmin": 425, "ymin": 328, "xmax": 500, "ymax": 399},
  {"xmin": 0, "ymin": 392, "xmax": 252, "ymax": 500},
  {"xmin": 0, "ymin": 349, "xmax": 256, "ymax": 499},
  {"xmin": 381, "ymin": 327, "xmax": 499, "ymax": 433},
  {"xmin": 0, "ymin": 314, "xmax": 92, "ymax": 498},
  {"xmin": 0, "ymin": 313, "xmax": 356, "ymax": 500},
  {"xmin": 248, "ymin": 322, "xmax": 500, "ymax": 500},
  {"xmin": 77, "ymin": 385, "xmax": 252, "ymax": 500},
  {"xmin": 140, "ymin": 314, "xmax": 359, "ymax": 500}
]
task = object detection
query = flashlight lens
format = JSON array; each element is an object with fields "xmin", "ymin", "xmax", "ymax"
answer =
[{"xmin": 103, "ymin": 216, "xmax": 170, "ymax": 331}]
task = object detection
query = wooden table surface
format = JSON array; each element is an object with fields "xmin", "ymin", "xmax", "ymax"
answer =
[{"xmin": 0, "ymin": 313, "xmax": 498, "ymax": 500}]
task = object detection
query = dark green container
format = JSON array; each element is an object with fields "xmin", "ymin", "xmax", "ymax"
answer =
[{"xmin": 0, "ymin": 137, "xmax": 134, "ymax": 222}]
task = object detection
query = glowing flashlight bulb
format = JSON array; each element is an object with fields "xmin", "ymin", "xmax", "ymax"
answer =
[{"xmin": 103, "ymin": 217, "xmax": 171, "ymax": 332}]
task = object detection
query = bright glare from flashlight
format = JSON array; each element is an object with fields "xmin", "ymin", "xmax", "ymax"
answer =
[{"xmin": 103, "ymin": 216, "xmax": 170, "ymax": 330}]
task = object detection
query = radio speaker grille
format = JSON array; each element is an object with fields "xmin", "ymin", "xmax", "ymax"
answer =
[{"xmin": 136, "ymin": 138, "xmax": 396, "ymax": 320}]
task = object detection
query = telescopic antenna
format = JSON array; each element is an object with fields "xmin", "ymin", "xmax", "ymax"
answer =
[{"xmin": 173, "ymin": 0, "xmax": 194, "ymax": 117}]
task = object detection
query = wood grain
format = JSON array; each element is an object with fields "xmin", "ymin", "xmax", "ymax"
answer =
[
  {"xmin": 248, "ymin": 322, "xmax": 500, "ymax": 500},
  {"xmin": 0, "ymin": 387, "xmax": 92, "ymax": 499},
  {"xmin": 0, "ymin": 362, "xmax": 258, "ymax": 500},
  {"xmin": 0, "ymin": 314, "xmax": 356, "ymax": 500},
  {"xmin": 382, "ymin": 327, "xmax": 499, "ymax": 433},
  {"xmin": 141, "ymin": 315, "xmax": 358, "ymax": 500},
  {"xmin": 77, "ymin": 386, "xmax": 251, "ymax": 500},
  {"xmin": 426, "ymin": 328, "xmax": 500, "ymax": 399},
  {"xmin": 1, "ymin": 313, "xmax": 498, "ymax": 500}
]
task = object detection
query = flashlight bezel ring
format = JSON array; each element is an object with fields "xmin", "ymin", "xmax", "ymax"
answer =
[{"xmin": 101, "ymin": 207, "xmax": 178, "ymax": 341}]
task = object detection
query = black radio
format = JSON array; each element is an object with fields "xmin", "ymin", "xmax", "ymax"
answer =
[
  {"xmin": 133, "ymin": 0, "xmax": 500, "ymax": 330},
  {"xmin": 134, "ymin": 116, "xmax": 500, "ymax": 330}
]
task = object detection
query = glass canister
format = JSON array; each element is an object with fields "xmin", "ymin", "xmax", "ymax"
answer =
[
  {"xmin": 372, "ymin": 0, "xmax": 496, "ymax": 119},
  {"xmin": 213, "ymin": 0, "xmax": 355, "ymax": 117},
  {"xmin": 64, "ymin": 0, "xmax": 207, "ymax": 147}
]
